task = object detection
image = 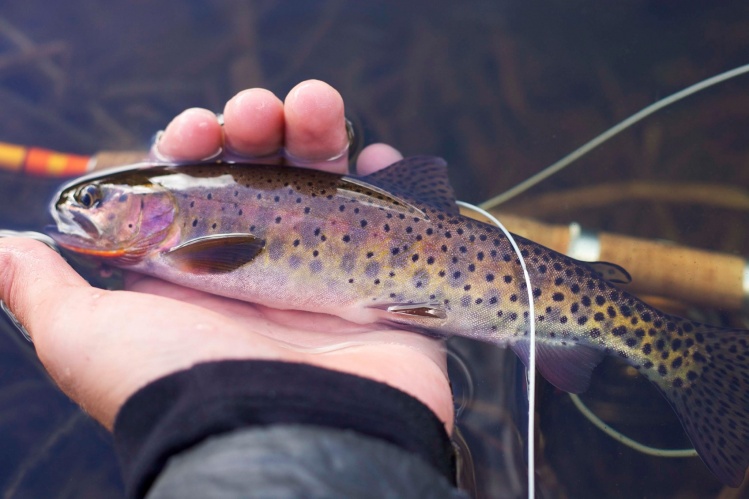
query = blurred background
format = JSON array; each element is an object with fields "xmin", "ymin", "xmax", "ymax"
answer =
[{"xmin": 1, "ymin": 1, "xmax": 748, "ymax": 497}]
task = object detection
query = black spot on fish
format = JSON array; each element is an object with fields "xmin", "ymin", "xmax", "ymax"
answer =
[
  {"xmin": 207, "ymin": 193, "xmax": 212, "ymax": 200},
  {"xmin": 189, "ymin": 200, "xmax": 195, "ymax": 208},
  {"xmin": 560, "ymin": 316, "xmax": 568, "ymax": 324},
  {"xmin": 477, "ymin": 251, "xmax": 484, "ymax": 261},
  {"xmin": 360, "ymin": 220, "xmax": 368, "ymax": 228},
  {"xmin": 275, "ymin": 217, "xmax": 282, "ymax": 224},
  {"xmin": 595, "ymin": 295, "xmax": 605, "ymax": 306},
  {"xmin": 486, "ymin": 274, "xmax": 495, "ymax": 282},
  {"xmin": 453, "ymin": 271, "xmax": 461, "ymax": 279},
  {"xmin": 342, "ymin": 235, "xmax": 351, "ymax": 243},
  {"xmin": 626, "ymin": 338, "xmax": 637, "ymax": 347},
  {"xmin": 293, "ymin": 239, "xmax": 300, "ymax": 247},
  {"xmin": 581, "ymin": 296, "xmax": 591, "ymax": 307},
  {"xmin": 658, "ymin": 365, "xmax": 668, "ymax": 376},
  {"xmin": 192, "ymin": 219, "xmax": 198, "ymax": 227},
  {"xmin": 464, "ymin": 285, "xmax": 472, "ymax": 291},
  {"xmin": 510, "ymin": 294, "xmax": 517, "ymax": 302},
  {"xmin": 607, "ymin": 306, "xmax": 617, "ymax": 318},
  {"xmin": 211, "ymin": 223, "xmax": 217, "ymax": 229},
  {"xmin": 504, "ymin": 275, "xmax": 512, "ymax": 284},
  {"xmin": 594, "ymin": 312, "xmax": 605, "ymax": 321},
  {"xmin": 577, "ymin": 316, "xmax": 588, "ymax": 325},
  {"xmin": 571, "ymin": 303, "xmax": 579, "ymax": 313},
  {"xmin": 468, "ymin": 264, "xmax": 476, "ymax": 272},
  {"xmin": 552, "ymin": 293, "xmax": 564, "ymax": 302},
  {"xmin": 612, "ymin": 326, "xmax": 627, "ymax": 336},
  {"xmin": 590, "ymin": 328, "xmax": 601, "ymax": 338},
  {"xmin": 489, "ymin": 297, "xmax": 497, "ymax": 304},
  {"xmin": 391, "ymin": 248, "xmax": 400, "ymax": 255}
]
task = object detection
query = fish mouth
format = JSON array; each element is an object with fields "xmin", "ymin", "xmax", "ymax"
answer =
[{"xmin": 45, "ymin": 225, "xmax": 129, "ymax": 258}]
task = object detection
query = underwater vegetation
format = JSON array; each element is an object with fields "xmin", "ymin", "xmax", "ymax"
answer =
[{"xmin": 2, "ymin": 1, "xmax": 749, "ymax": 497}]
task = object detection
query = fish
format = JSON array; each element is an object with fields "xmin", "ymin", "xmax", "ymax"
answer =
[{"xmin": 47, "ymin": 156, "xmax": 749, "ymax": 486}]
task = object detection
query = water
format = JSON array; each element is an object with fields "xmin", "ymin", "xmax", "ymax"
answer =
[{"xmin": 1, "ymin": 1, "xmax": 748, "ymax": 497}]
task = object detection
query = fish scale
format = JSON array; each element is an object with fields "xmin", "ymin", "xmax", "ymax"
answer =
[{"xmin": 49, "ymin": 156, "xmax": 749, "ymax": 486}]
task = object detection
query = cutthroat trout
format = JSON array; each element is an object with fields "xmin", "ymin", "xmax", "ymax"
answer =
[{"xmin": 48, "ymin": 156, "xmax": 749, "ymax": 486}]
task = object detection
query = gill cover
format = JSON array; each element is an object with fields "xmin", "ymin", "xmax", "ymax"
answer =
[{"xmin": 48, "ymin": 165, "xmax": 177, "ymax": 264}]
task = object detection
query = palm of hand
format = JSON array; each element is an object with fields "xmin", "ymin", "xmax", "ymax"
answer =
[{"xmin": 123, "ymin": 274, "xmax": 453, "ymax": 427}]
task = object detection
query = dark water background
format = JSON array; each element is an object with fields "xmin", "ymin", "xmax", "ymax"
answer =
[{"xmin": 1, "ymin": 1, "xmax": 749, "ymax": 497}]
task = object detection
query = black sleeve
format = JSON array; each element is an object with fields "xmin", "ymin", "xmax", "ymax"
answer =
[{"xmin": 113, "ymin": 360, "xmax": 457, "ymax": 499}]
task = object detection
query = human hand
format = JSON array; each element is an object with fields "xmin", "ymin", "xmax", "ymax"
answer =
[{"xmin": 0, "ymin": 80, "xmax": 453, "ymax": 431}]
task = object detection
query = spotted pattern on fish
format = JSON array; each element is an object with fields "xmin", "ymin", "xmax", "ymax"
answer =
[{"xmin": 49, "ymin": 156, "xmax": 749, "ymax": 486}]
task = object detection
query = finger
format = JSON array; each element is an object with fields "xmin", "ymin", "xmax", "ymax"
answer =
[
  {"xmin": 0, "ymin": 238, "xmax": 90, "ymax": 344},
  {"xmin": 355, "ymin": 143, "xmax": 404, "ymax": 175},
  {"xmin": 223, "ymin": 88, "xmax": 285, "ymax": 157},
  {"xmin": 283, "ymin": 80, "xmax": 349, "ymax": 172},
  {"xmin": 155, "ymin": 108, "xmax": 223, "ymax": 162}
]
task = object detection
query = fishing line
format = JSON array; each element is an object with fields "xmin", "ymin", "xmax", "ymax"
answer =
[
  {"xmin": 568, "ymin": 393, "xmax": 697, "ymax": 458},
  {"xmin": 456, "ymin": 200, "xmax": 537, "ymax": 498},
  {"xmin": 480, "ymin": 63, "xmax": 749, "ymax": 209}
]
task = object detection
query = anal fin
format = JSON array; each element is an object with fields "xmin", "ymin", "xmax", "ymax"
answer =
[{"xmin": 511, "ymin": 341, "xmax": 605, "ymax": 393}]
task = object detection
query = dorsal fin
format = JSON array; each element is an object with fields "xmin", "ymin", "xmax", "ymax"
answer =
[{"xmin": 343, "ymin": 156, "xmax": 459, "ymax": 216}]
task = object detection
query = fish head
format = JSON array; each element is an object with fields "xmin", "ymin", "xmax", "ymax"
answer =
[{"xmin": 48, "ymin": 169, "xmax": 177, "ymax": 264}]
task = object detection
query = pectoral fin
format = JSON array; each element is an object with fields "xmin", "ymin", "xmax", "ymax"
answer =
[{"xmin": 165, "ymin": 233, "xmax": 265, "ymax": 274}]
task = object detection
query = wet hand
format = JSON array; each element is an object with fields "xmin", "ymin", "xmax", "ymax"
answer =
[{"xmin": 0, "ymin": 80, "xmax": 453, "ymax": 431}]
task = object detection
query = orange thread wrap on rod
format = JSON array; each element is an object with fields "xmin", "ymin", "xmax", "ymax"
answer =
[{"xmin": 0, "ymin": 141, "xmax": 91, "ymax": 176}]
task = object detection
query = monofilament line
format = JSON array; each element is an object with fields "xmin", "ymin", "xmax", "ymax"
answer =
[
  {"xmin": 569, "ymin": 393, "xmax": 697, "ymax": 458},
  {"xmin": 480, "ymin": 63, "xmax": 749, "ymax": 209},
  {"xmin": 457, "ymin": 201, "xmax": 537, "ymax": 498}
]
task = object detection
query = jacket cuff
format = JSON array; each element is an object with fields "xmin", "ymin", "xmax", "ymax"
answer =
[{"xmin": 113, "ymin": 360, "xmax": 455, "ymax": 498}]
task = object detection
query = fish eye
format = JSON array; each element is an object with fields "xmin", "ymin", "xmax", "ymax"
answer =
[{"xmin": 74, "ymin": 184, "xmax": 102, "ymax": 208}]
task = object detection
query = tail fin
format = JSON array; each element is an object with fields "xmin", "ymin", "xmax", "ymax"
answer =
[{"xmin": 657, "ymin": 324, "xmax": 749, "ymax": 486}]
